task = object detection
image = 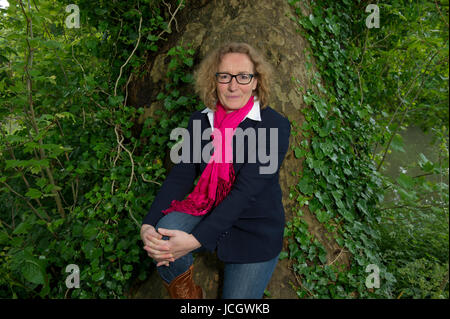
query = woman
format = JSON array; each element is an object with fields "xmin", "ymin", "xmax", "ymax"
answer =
[{"xmin": 140, "ymin": 42, "xmax": 291, "ymax": 299}]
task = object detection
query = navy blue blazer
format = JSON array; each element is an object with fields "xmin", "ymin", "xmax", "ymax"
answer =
[{"xmin": 142, "ymin": 106, "xmax": 291, "ymax": 263}]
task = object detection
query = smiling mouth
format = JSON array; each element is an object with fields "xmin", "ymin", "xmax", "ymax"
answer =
[{"xmin": 227, "ymin": 96, "xmax": 241, "ymax": 99}]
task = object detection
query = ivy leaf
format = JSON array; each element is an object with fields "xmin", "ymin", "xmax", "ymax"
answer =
[
  {"xmin": 316, "ymin": 210, "xmax": 331, "ymax": 223},
  {"xmin": 314, "ymin": 100, "xmax": 328, "ymax": 118},
  {"xmin": 340, "ymin": 209, "xmax": 354, "ymax": 222},
  {"xmin": 176, "ymin": 96, "xmax": 189, "ymax": 105},
  {"xmin": 294, "ymin": 147, "xmax": 305, "ymax": 158},
  {"xmin": 181, "ymin": 73, "xmax": 193, "ymax": 83},
  {"xmin": 356, "ymin": 200, "xmax": 369, "ymax": 216},
  {"xmin": 278, "ymin": 251, "xmax": 289, "ymax": 260},
  {"xmin": 297, "ymin": 176, "xmax": 314, "ymax": 195},
  {"xmin": 319, "ymin": 120, "xmax": 334, "ymax": 137},
  {"xmin": 309, "ymin": 14, "xmax": 321, "ymax": 27},
  {"xmin": 83, "ymin": 223, "xmax": 98, "ymax": 240},
  {"xmin": 183, "ymin": 57, "xmax": 193, "ymax": 67},
  {"xmin": 167, "ymin": 47, "xmax": 177, "ymax": 56},
  {"xmin": 92, "ymin": 270, "xmax": 105, "ymax": 282}
]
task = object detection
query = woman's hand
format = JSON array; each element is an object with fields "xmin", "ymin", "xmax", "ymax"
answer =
[
  {"xmin": 156, "ymin": 228, "xmax": 202, "ymax": 262},
  {"xmin": 140, "ymin": 224, "xmax": 174, "ymax": 267}
]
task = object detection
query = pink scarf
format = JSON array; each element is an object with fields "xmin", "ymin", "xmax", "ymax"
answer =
[{"xmin": 162, "ymin": 96, "xmax": 255, "ymax": 216}]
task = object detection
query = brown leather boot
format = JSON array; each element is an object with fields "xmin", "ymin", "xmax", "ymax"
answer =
[{"xmin": 163, "ymin": 265, "xmax": 204, "ymax": 299}]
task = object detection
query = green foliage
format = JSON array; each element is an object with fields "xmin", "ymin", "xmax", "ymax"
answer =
[
  {"xmin": 287, "ymin": 0, "xmax": 448, "ymax": 299},
  {"xmin": 0, "ymin": 0, "xmax": 196, "ymax": 298},
  {"xmin": 363, "ymin": 0, "xmax": 450, "ymax": 299},
  {"xmin": 0, "ymin": 0, "xmax": 447, "ymax": 300},
  {"xmin": 287, "ymin": 0, "xmax": 394, "ymax": 298},
  {"xmin": 360, "ymin": 0, "xmax": 449, "ymax": 134},
  {"xmin": 396, "ymin": 258, "xmax": 448, "ymax": 299},
  {"xmin": 377, "ymin": 139, "xmax": 449, "ymax": 298}
]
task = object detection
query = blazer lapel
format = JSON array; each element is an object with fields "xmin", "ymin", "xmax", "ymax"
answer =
[
  {"xmin": 232, "ymin": 117, "xmax": 259, "ymax": 174},
  {"xmin": 198, "ymin": 113, "xmax": 259, "ymax": 175}
]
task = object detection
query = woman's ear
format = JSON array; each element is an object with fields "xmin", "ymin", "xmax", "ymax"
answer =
[{"xmin": 252, "ymin": 78, "xmax": 258, "ymax": 91}]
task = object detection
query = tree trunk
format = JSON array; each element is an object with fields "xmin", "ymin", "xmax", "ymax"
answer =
[{"xmin": 128, "ymin": 0, "xmax": 350, "ymax": 299}]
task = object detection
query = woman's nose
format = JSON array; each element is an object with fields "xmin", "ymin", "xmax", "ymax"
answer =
[{"xmin": 228, "ymin": 77, "xmax": 239, "ymax": 91}]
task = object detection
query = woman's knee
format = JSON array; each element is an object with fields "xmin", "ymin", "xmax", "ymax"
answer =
[
  {"xmin": 155, "ymin": 213, "xmax": 178, "ymax": 231},
  {"xmin": 155, "ymin": 212, "xmax": 202, "ymax": 234}
]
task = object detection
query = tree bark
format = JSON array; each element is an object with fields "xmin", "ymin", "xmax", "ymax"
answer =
[{"xmin": 128, "ymin": 0, "xmax": 350, "ymax": 299}]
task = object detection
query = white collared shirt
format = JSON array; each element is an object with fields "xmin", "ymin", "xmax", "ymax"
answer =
[{"xmin": 200, "ymin": 98, "xmax": 262, "ymax": 129}]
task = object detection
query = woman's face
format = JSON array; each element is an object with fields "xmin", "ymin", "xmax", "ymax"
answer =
[{"xmin": 216, "ymin": 53, "xmax": 257, "ymax": 113}]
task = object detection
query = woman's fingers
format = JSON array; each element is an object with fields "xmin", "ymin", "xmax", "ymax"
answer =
[
  {"xmin": 141, "ymin": 228, "xmax": 176, "ymax": 265},
  {"xmin": 157, "ymin": 261, "xmax": 171, "ymax": 267},
  {"xmin": 144, "ymin": 245, "xmax": 172, "ymax": 257},
  {"xmin": 146, "ymin": 235, "xmax": 170, "ymax": 251},
  {"xmin": 144, "ymin": 245, "xmax": 174, "ymax": 262},
  {"xmin": 157, "ymin": 228, "xmax": 177, "ymax": 237}
]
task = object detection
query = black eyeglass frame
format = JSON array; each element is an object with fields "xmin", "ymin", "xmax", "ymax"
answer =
[{"xmin": 215, "ymin": 72, "xmax": 256, "ymax": 84}]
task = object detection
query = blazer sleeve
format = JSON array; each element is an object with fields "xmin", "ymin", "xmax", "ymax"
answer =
[
  {"xmin": 142, "ymin": 112, "xmax": 199, "ymax": 227},
  {"xmin": 190, "ymin": 116, "xmax": 291, "ymax": 251}
]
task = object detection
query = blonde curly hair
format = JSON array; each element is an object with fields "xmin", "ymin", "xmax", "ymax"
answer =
[{"xmin": 194, "ymin": 42, "xmax": 273, "ymax": 110}]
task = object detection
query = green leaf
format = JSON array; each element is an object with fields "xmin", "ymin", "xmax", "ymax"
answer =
[
  {"xmin": 279, "ymin": 251, "xmax": 289, "ymax": 260},
  {"xmin": 340, "ymin": 209, "xmax": 354, "ymax": 222},
  {"xmin": 183, "ymin": 57, "xmax": 193, "ymax": 67},
  {"xmin": 396, "ymin": 173, "xmax": 414, "ymax": 189},
  {"xmin": 92, "ymin": 270, "xmax": 105, "ymax": 282},
  {"xmin": 22, "ymin": 260, "xmax": 45, "ymax": 285},
  {"xmin": 181, "ymin": 73, "xmax": 193, "ymax": 83},
  {"xmin": 390, "ymin": 133, "xmax": 405, "ymax": 153},
  {"xmin": 294, "ymin": 147, "xmax": 305, "ymax": 158},
  {"xmin": 314, "ymin": 99, "xmax": 328, "ymax": 118},
  {"xmin": 83, "ymin": 223, "xmax": 98, "ymax": 240},
  {"xmin": 316, "ymin": 210, "xmax": 331, "ymax": 223},
  {"xmin": 319, "ymin": 120, "xmax": 335, "ymax": 137},
  {"xmin": 13, "ymin": 221, "xmax": 32, "ymax": 235},
  {"xmin": 176, "ymin": 96, "xmax": 189, "ymax": 105},
  {"xmin": 36, "ymin": 178, "xmax": 48, "ymax": 189},
  {"xmin": 25, "ymin": 188, "xmax": 42, "ymax": 199},
  {"xmin": 5, "ymin": 160, "xmax": 19, "ymax": 170},
  {"xmin": 167, "ymin": 47, "xmax": 177, "ymax": 56},
  {"xmin": 297, "ymin": 176, "xmax": 314, "ymax": 195},
  {"xmin": 398, "ymin": 188, "xmax": 417, "ymax": 202},
  {"xmin": 418, "ymin": 153, "xmax": 434, "ymax": 172}
]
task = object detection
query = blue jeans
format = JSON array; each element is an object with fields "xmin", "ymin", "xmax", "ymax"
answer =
[{"xmin": 154, "ymin": 211, "xmax": 279, "ymax": 299}]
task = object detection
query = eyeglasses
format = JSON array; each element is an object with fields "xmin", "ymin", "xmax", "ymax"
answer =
[{"xmin": 215, "ymin": 72, "xmax": 255, "ymax": 85}]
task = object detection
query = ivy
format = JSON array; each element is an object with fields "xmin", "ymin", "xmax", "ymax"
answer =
[
  {"xmin": 0, "ymin": 0, "xmax": 447, "ymax": 299},
  {"xmin": 0, "ymin": 0, "xmax": 197, "ymax": 298},
  {"xmin": 286, "ymin": 0, "xmax": 448, "ymax": 299}
]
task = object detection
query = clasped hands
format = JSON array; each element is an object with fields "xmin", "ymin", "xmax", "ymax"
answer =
[{"xmin": 140, "ymin": 224, "xmax": 201, "ymax": 267}]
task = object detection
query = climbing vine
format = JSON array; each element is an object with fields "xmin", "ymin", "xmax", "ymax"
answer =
[
  {"xmin": 0, "ymin": 0, "xmax": 447, "ymax": 299},
  {"xmin": 0, "ymin": 0, "xmax": 198, "ymax": 298},
  {"xmin": 285, "ymin": 0, "xmax": 448, "ymax": 298}
]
